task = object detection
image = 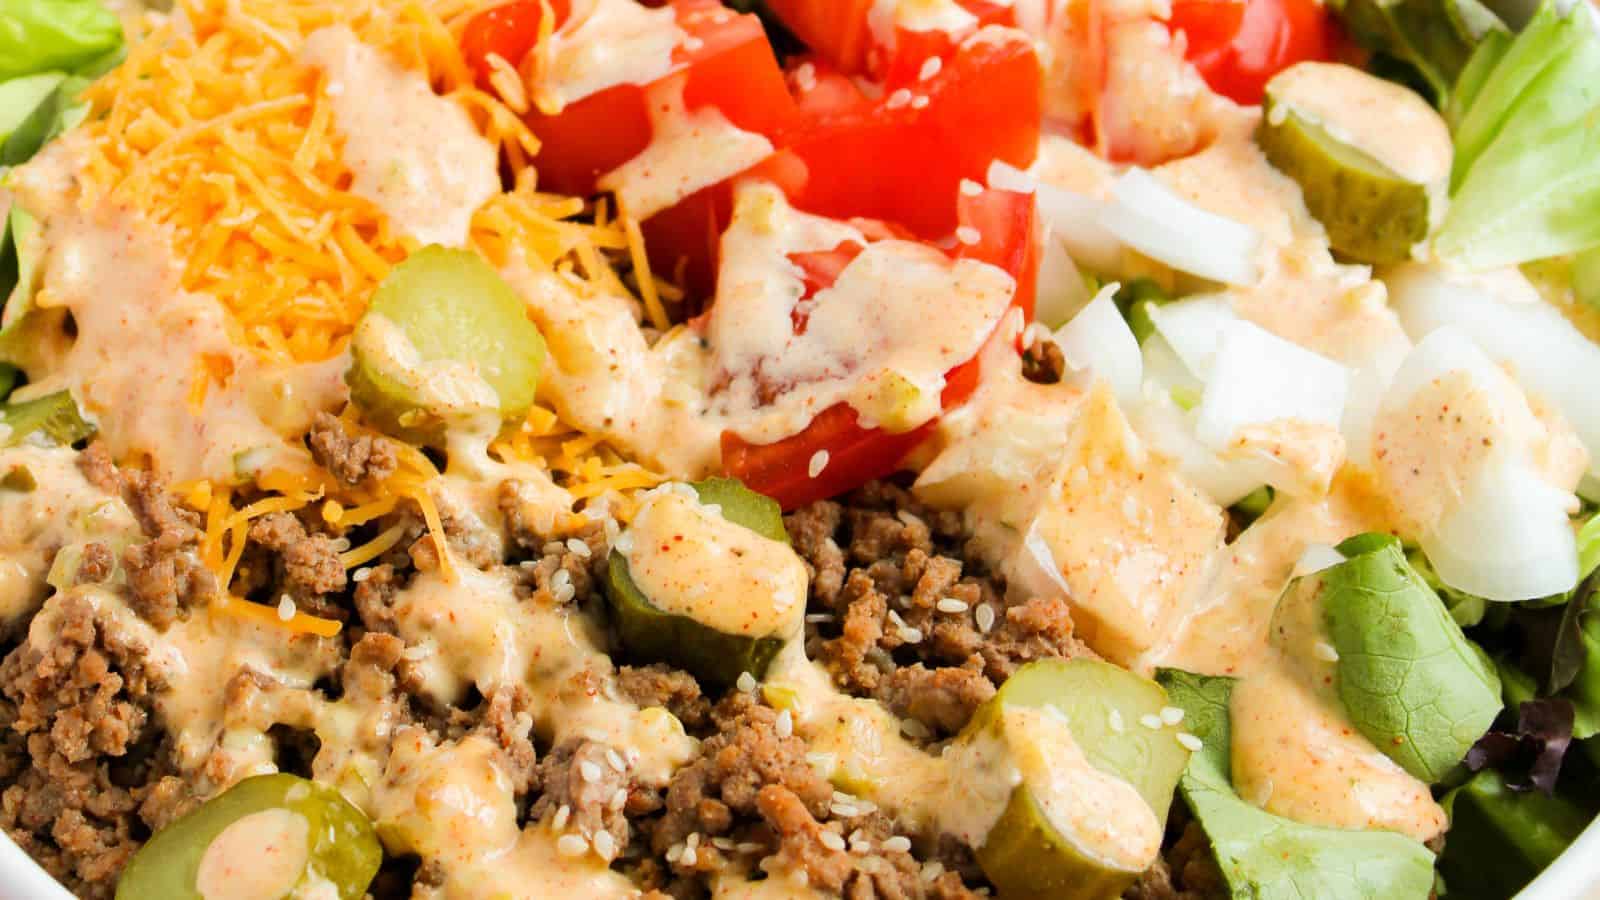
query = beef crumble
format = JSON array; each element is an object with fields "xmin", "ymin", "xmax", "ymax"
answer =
[{"xmin": 307, "ymin": 412, "xmax": 399, "ymax": 488}]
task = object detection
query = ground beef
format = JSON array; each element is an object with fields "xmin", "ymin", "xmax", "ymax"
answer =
[
  {"xmin": 112, "ymin": 469, "xmax": 217, "ymax": 629},
  {"xmin": 352, "ymin": 563, "xmax": 403, "ymax": 635},
  {"xmin": 531, "ymin": 738, "xmax": 633, "ymax": 857},
  {"xmin": 619, "ymin": 664, "xmax": 712, "ymax": 733},
  {"xmin": 307, "ymin": 412, "xmax": 398, "ymax": 487},
  {"xmin": 0, "ymin": 590, "xmax": 181, "ymax": 899},
  {"xmin": 1125, "ymin": 818, "xmax": 1227, "ymax": 900},
  {"xmin": 73, "ymin": 444, "xmax": 118, "ymax": 496},
  {"xmin": 73, "ymin": 544, "xmax": 113, "ymax": 586},
  {"xmin": 249, "ymin": 512, "xmax": 347, "ymax": 600},
  {"xmin": 788, "ymin": 482, "xmax": 1093, "ymax": 736}
]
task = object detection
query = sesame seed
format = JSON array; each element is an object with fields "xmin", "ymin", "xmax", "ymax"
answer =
[
  {"xmin": 1177, "ymin": 732, "xmax": 1204, "ymax": 751},
  {"xmin": 1139, "ymin": 714, "xmax": 1164, "ymax": 730},
  {"xmin": 883, "ymin": 836, "xmax": 912, "ymax": 853},
  {"xmin": 1109, "ymin": 709, "xmax": 1125, "ymax": 733},
  {"xmin": 775, "ymin": 709, "xmax": 794, "ymax": 738},
  {"xmin": 830, "ymin": 802, "xmax": 859, "ymax": 818},
  {"xmin": 921, "ymin": 861, "xmax": 945, "ymax": 882},
  {"xmin": 900, "ymin": 717, "xmax": 930, "ymax": 739},
  {"xmin": 593, "ymin": 830, "xmax": 617, "ymax": 860},
  {"xmin": 606, "ymin": 749, "xmax": 627, "ymax": 772},
  {"xmin": 567, "ymin": 537, "xmax": 592, "ymax": 557},
  {"xmin": 579, "ymin": 760, "xmax": 603, "ymax": 782},
  {"xmin": 737, "ymin": 842, "xmax": 765, "ymax": 854},
  {"xmin": 899, "ymin": 626, "xmax": 924, "ymax": 644},
  {"xmin": 820, "ymin": 831, "xmax": 847, "ymax": 851},
  {"xmin": 956, "ymin": 226, "xmax": 981, "ymax": 245},
  {"xmin": 352, "ymin": 567, "xmax": 372, "ymax": 583},
  {"xmin": 896, "ymin": 510, "xmax": 925, "ymax": 528},
  {"xmin": 850, "ymin": 833, "xmax": 873, "ymax": 853},
  {"xmin": 610, "ymin": 787, "xmax": 628, "ymax": 810},
  {"xmin": 557, "ymin": 834, "xmax": 589, "ymax": 857},
  {"xmin": 790, "ymin": 868, "xmax": 809, "ymax": 886},
  {"xmin": 683, "ymin": 35, "xmax": 705, "ymax": 51},
  {"xmin": 1314, "ymin": 641, "xmax": 1340, "ymax": 662},
  {"xmin": 959, "ymin": 178, "xmax": 984, "ymax": 197},
  {"xmin": 975, "ymin": 604, "xmax": 995, "ymax": 633},
  {"xmin": 886, "ymin": 88, "xmax": 913, "ymax": 109},
  {"xmin": 713, "ymin": 837, "xmax": 736, "ymax": 850},
  {"xmin": 1160, "ymin": 706, "xmax": 1186, "ymax": 726},
  {"xmin": 276, "ymin": 595, "xmax": 295, "ymax": 621},
  {"xmin": 911, "ymin": 94, "xmax": 930, "ymax": 109},
  {"xmin": 330, "ymin": 537, "xmax": 351, "ymax": 552},
  {"xmin": 936, "ymin": 597, "xmax": 969, "ymax": 614},
  {"xmin": 808, "ymin": 450, "xmax": 830, "ymax": 478},
  {"xmin": 805, "ymin": 613, "xmax": 836, "ymax": 624},
  {"xmin": 795, "ymin": 61, "xmax": 818, "ymax": 92},
  {"xmin": 681, "ymin": 845, "xmax": 699, "ymax": 866},
  {"xmin": 666, "ymin": 843, "xmax": 684, "ymax": 863},
  {"xmin": 806, "ymin": 751, "xmax": 837, "ymax": 772},
  {"xmin": 553, "ymin": 804, "xmax": 571, "ymax": 831},
  {"xmin": 736, "ymin": 671, "xmax": 757, "ymax": 693},
  {"xmin": 918, "ymin": 56, "xmax": 942, "ymax": 80}
]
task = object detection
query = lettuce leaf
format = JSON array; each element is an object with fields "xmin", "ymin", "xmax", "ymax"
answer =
[
  {"xmin": 1156, "ymin": 670, "xmax": 1437, "ymax": 900},
  {"xmin": 0, "ymin": 0, "xmax": 123, "ymax": 82},
  {"xmin": 1434, "ymin": 2, "xmax": 1600, "ymax": 268},
  {"xmin": 1331, "ymin": 0, "xmax": 1506, "ymax": 104},
  {"xmin": 0, "ymin": 72, "xmax": 68, "ymax": 148},
  {"xmin": 0, "ymin": 73, "xmax": 89, "ymax": 166},
  {"xmin": 1437, "ymin": 769, "xmax": 1594, "ymax": 899}
]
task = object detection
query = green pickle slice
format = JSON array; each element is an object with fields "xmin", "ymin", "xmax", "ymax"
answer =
[
  {"xmin": 1, "ymin": 390, "xmax": 95, "ymax": 447},
  {"xmin": 605, "ymin": 479, "xmax": 793, "ymax": 688},
  {"xmin": 347, "ymin": 245, "xmax": 546, "ymax": 444},
  {"xmin": 965, "ymin": 659, "xmax": 1191, "ymax": 900},
  {"xmin": 1257, "ymin": 63, "xmax": 1450, "ymax": 265},
  {"xmin": 115, "ymin": 773, "xmax": 381, "ymax": 900}
]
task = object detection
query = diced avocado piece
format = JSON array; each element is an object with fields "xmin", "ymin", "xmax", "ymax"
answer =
[
  {"xmin": 0, "ymin": 390, "xmax": 94, "ymax": 447},
  {"xmin": 1157, "ymin": 669, "xmax": 1437, "ymax": 900},
  {"xmin": 1315, "ymin": 534, "xmax": 1502, "ymax": 782},
  {"xmin": 1437, "ymin": 770, "xmax": 1594, "ymax": 900},
  {"xmin": 965, "ymin": 659, "xmax": 1190, "ymax": 900},
  {"xmin": 605, "ymin": 479, "xmax": 795, "ymax": 688},
  {"xmin": 115, "ymin": 773, "xmax": 380, "ymax": 900},
  {"xmin": 347, "ymin": 246, "xmax": 546, "ymax": 445},
  {"xmin": 1258, "ymin": 63, "xmax": 1450, "ymax": 265}
]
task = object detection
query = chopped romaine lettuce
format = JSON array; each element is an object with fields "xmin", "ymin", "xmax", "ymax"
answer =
[
  {"xmin": 1331, "ymin": 0, "xmax": 1506, "ymax": 104},
  {"xmin": 0, "ymin": 73, "xmax": 89, "ymax": 166},
  {"xmin": 0, "ymin": 72, "xmax": 67, "ymax": 148},
  {"xmin": 1157, "ymin": 670, "xmax": 1437, "ymax": 900},
  {"xmin": 1435, "ymin": 2, "xmax": 1600, "ymax": 268},
  {"xmin": 0, "ymin": 0, "xmax": 123, "ymax": 82}
]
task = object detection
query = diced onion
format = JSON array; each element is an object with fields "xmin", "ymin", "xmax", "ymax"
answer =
[
  {"xmin": 1423, "ymin": 458, "xmax": 1580, "ymax": 602},
  {"xmin": 1294, "ymin": 544, "xmax": 1347, "ymax": 577},
  {"xmin": 1054, "ymin": 287, "xmax": 1142, "ymax": 407},
  {"xmin": 1129, "ymin": 383, "xmax": 1261, "ymax": 507},
  {"xmin": 1195, "ymin": 320, "xmax": 1350, "ymax": 451},
  {"xmin": 1032, "ymin": 226, "xmax": 1091, "ymax": 328},
  {"xmin": 988, "ymin": 159, "xmax": 1123, "ymax": 273},
  {"xmin": 1146, "ymin": 295, "xmax": 1237, "ymax": 382},
  {"xmin": 1100, "ymin": 169, "xmax": 1261, "ymax": 286}
]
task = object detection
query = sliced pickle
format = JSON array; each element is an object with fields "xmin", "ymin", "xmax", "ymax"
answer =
[
  {"xmin": 1258, "ymin": 63, "xmax": 1451, "ymax": 265},
  {"xmin": 964, "ymin": 659, "xmax": 1191, "ymax": 900},
  {"xmin": 605, "ymin": 479, "xmax": 798, "ymax": 688},
  {"xmin": 0, "ymin": 390, "xmax": 94, "ymax": 447},
  {"xmin": 115, "ymin": 773, "xmax": 381, "ymax": 900},
  {"xmin": 347, "ymin": 245, "xmax": 546, "ymax": 445}
]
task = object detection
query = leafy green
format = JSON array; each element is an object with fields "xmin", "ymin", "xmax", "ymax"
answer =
[
  {"xmin": 1330, "ymin": 0, "xmax": 1506, "ymax": 105},
  {"xmin": 1437, "ymin": 770, "xmax": 1594, "ymax": 899},
  {"xmin": 1157, "ymin": 670, "xmax": 1436, "ymax": 900},
  {"xmin": 0, "ymin": 73, "xmax": 89, "ymax": 166},
  {"xmin": 0, "ymin": 72, "xmax": 67, "ymax": 147},
  {"xmin": 1435, "ymin": 2, "xmax": 1600, "ymax": 268},
  {"xmin": 1407, "ymin": 547, "xmax": 1488, "ymax": 627},
  {"xmin": 0, "ymin": 0, "xmax": 123, "ymax": 82},
  {"xmin": 1319, "ymin": 534, "xmax": 1503, "ymax": 782}
]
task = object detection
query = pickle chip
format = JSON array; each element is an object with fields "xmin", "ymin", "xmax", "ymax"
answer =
[
  {"xmin": 1258, "ymin": 63, "xmax": 1451, "ymax": 265},
  {"xmin": 348, "ymin": 245, "xmax": 546, "ymax": 445}
]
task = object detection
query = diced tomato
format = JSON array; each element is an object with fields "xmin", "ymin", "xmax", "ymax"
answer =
[
  {"xmin": 1167, "ymin": 0, "xmax": 1337, "ymax": 105},
  {"xmin": 460, "ymin": 0, "xmax": 570, "ymax": 87},
  {"xmin": 781, "ymin": 31, "xmax": 1041, "ymax": 237},
  {"xmin": 525, "ymin": 85, "xmax": 655, "ymax": 196},
  {"xmin": 721, "ymin": 186, "xmax": 1038, "ymax": 510},
  {"xmin": 676, "ymin": 0, "xmax": 796, "ymax": 138},
  {"xmin": 768, "ymin": 0, "xmax": 1014, "ymax": 79}
]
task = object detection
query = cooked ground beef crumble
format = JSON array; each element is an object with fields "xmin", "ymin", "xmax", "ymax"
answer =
[{"xmin": 0, "ymin": 443, "xmax": 1224, "ymax": 898}]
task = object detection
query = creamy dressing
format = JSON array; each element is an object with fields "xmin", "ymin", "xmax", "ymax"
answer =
[
  {"xmin": 624, "ymin": 489, "xmax": 807, "ymax": 639},
  {"xmin": 598, "ymin": 75, "xmax": 774, "ymax": 220},
  {"xmin": 1267, "ymin": 62, "xmax": 1452, "ymax": 187},
  {"xmin": 195, "ymin": 808, "xmax": 311, "ymax": 900},
  {"xmin": 301, "ymin": 26, "xmax": 499, "ymax": 248},
  {"xmin": 533, "ymin": 0, "xmax": 684, "ymax": 111}
]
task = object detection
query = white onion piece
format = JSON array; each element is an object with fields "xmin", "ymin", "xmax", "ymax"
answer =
[
  {"xmin": 1146, "ymin": 295, "xmax": 1237, "ymax": 382},
  {"xmin": 1033, "ymin": 227, "xmax": 1091, "ymax": 328},
  {"xmin": 1055, "ymin": 287, "xmax": 1142, "ymax": 408},
  {"xmin": 988, "ymin": 159, "xmax": 1124, "ymax": 273},
  {"xmin": 1101, "ymin": 169, "xmax": 1261, "ymax": 286},
  {"xmin": 1130, "ymin": 387, "xmax": 1261, "ymax": 507},
  {"xmin": 1422, "ymin": 458, "xmax": 1581, "ymax": 602},
  {"xmin": 1388, "ymin": 262, "xmax": 1600, "ymax": 480},
  {"xmin": 1195, "ymin": 320, "xmax": 1350, "ymax": 451},
  {"xmin": 1294, "ymin": 544, "xmax": 1347, "ymax": 578},
  {"xmin": 1139, "ymin": 332, "xmax": 1206, "ymax": 401}
]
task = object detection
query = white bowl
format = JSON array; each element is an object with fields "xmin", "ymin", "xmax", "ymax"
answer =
[{"xmin": 2, "ymin": 813, "xmax": 1597, "ymax": 897}]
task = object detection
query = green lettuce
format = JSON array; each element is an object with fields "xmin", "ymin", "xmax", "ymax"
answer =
[
  {"xmin": 1331, "ymin": 0, "xmax": 1506, "ymax": 104},
  {"xmin": 1434, "ymin": 2, "xmax": 1600, "ymax": 268},
  {"xmin": 1437, "ymin": 770, "xmax": 1595, "ymax": 899},
  {"xmin": 1157, "ymin": 670, "xmax": 1437, "ymax": 900},
  {"xmin": 0, "ymin": 0, "xmax": 123, "ymax": 82},
  {"xmin": 0, "ymin": 72, "xmax": 67, "ymax": 147},
  {"xmin": 1320, "ymin": 534, "xmax": 1503, "ymax": 782},
  {"xmin": 0, "ymin": 73, "xmax": 89, "ymax": 166}
]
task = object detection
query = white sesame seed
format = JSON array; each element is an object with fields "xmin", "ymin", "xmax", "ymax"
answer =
[
  {"xmin": 1314, "ymin": 641, "xmax": 1340, "ymax": 662},
  {"xmin": 956, "ymin": 226, "xmax": 981, "ymax": 245},
  {"xmin": 959, "ymin": 178, "xmax": 984, "ymax": 197},
  {"xmin": 900, "ymin": 717, "xmax": 930, "ymax": 739},
  {"xmin": 736, "ymin": 671, "xmax": 757, "ymax": 693},
  {"xmin": 331, "ymin": 536, "xmax": 352, "ymax": 552},
  {"xmin": 910, "ymin": 94, "xmax": 930, "ymax": 109},
  {"xmin": 1139, "ymin": 714, "xmax": 1164, "ymax": 730},
  {"xmin": 579, "ymin": 760, "xmax": 603, "ymax": 783},
  {"xmin": 830, "ymin": 802, "xmax": 859, "ymax": 818},
  {"xmin": 936, "ymin": 597, "xmax": 969, "ymax": 614},
  {"xmin": 896, "ymin": 510, "xmax": 925, "ymax": 528},
  {"xmin": 808, "ymin": 450, "xmax": 830, "ymax": 478},
  {"xmin": 712, "ymin": 837, "xmax": 736, "ymax": 851},
  {"xmin": 886, "ymin": 87, "xmax": 913, "ymax": 109},
  {"xmin": 737, "ymin": 842, "xmax": 765, "ymax": 854},
  {"xmin": 775, "ymin": 709, "xmax": 794, "ymax": 738},
  {"xmin": 975, "ymin": 603, "xmax": 995, "ymax": 633},
  {"xmin": 1177, "ymin": 732, "xmax": 1204, "ymax": 752},
  {"xmin": 820, "ymin": 831, "xmax": 847, "ymax": 851},
  {"xmin": 557, "ymin": 834, "xmax": 589, "ymax": 857},
  {"xmin": 683, "ymin": 35, "xmax": 704, "ymax": 51},
  {"xmin": 681, "ymin": 845, "xmax": 698, "ymax": 866},
  {"xmin": 666, "ymin": 843, "xmax": 684, "ymax": 863},
  {"xmin": 790, "ymin": 868, "xmax": 809, "ymax": 886},
  {"xmin": 352, "ymin": 567, "xmax": 372, "ymax": 583},
  {"xmin": 918, "ymin": 56, "xmax": 942, "ymax": 80},
  {"xmin": 899, "ymin": 626, "xmax": 924, "ymax": 644},
  {"xmin": 850, "ymin": 832, "xmax": 873, "ymax": 853},
  {"xmin": 567, "ymin": 537, "xmax": 592, "ymax": 557},
  {"xmin": 610, "ymin": 787, "xmax": 628, "ymax": 810},
  {"xmin": 1109, "ymin": 709, "xmax": 1125, "ymax": 733},
  {"xmin": 795, "ymin": 61, "xmax": 818, "ymax": 92},
  {"xmin": 553, "ymin": 804, "xmax": 571, "ymax": 831},
  {"xmin": 805, "ymin": 613, "xmax": 836, "ymax": 624},
  {"xmin": 921, "ymin": 861, "xmax": 945, "ymax": 882},
  {"xmin": 1160, "ymin": 706, "xmax": 1186, "ymax": 726},
  {"xmin": 276, "ymin": 595, "xmax": 295, "ymax": 621},
  {"xmin": 606, "ymin": 749, "xmax": 627, "ymax": 772},
  {"xmin": 593, "ymin": 830, "xmax": 617, "ymax": 860},
  {"xmin": 883, "ymin": 835, "xmax": 912, "ymax": 853}
]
